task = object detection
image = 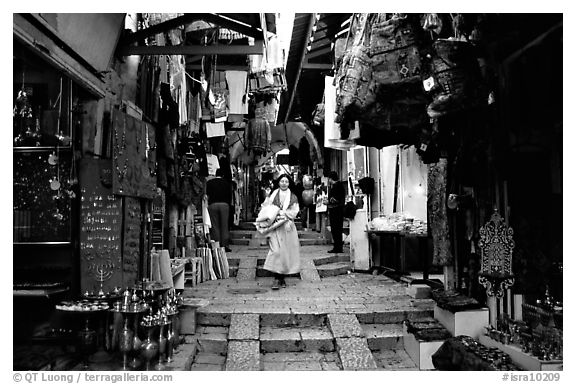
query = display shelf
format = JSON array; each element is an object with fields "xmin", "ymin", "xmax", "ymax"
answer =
[
  {"xmin": 13, "ymin": 286, "xmax": 69, "ymax": 298},
  {"xmin": 479, "ymin": 335, "xmax": 562, "ymax": 371}
]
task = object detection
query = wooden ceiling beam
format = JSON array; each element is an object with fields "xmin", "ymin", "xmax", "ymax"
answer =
[
  {"xmin": 121, "ymin": 14, "xmax": 204, "ymax": 45},
  {"xmin": 306, "ymin": 46, "xmax": 331, "ymax": 59},
  {"xmin": 119, "ymin": 13, "xmax": 264, "ymax": 46},
  {"xmin": 118, "ymin": 40, "xmax": 264, "ymax": 56}
]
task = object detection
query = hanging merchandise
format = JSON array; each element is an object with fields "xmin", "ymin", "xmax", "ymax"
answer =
[
  {"xmin": 206, "ymin": 153, "xmax": 220, "ymax": 176},
  {"xmin": 311, "ymin": 94, "xmax": 325, "ymax": 127},
  {"xmin": 248, "ymin": 31, "xmax": 287, "ymax": 94},
  {"xmin": 334, "ymin": 13, "xmax": 374, "ymax": 127},
  {"xmin": 225, "ymin": 70, "xmax": 249, "ymax": 115},
  {"xmin": 357, "ymin": 177, "xmax": 375, "ymax": 195},
  {"xmin": 254, "ymin": 93, "xmax": 279, "ymax": 126},
  {"xmin": 245, "ymin": 117, "xmax": 271, "ymax": 156},
  {"xmin": 427, "ymin": 158, "xmax": 453, "ymax": 266},
  {"xmin": 323, "ymin": 76, "xmax": 354, "ymax": 151},
  {"xmin": 427, "ymin": 36, "xmax": 485, "ymax": 118},
  {"xmin": 205, "ymin": 122, "xmax": 226, "ymax": 138},
  {"xmin": 368, "ymin": 13, "xmax": 423, "ymax": 87},
  {"xmin": 187, "ymin": 91, "xmax": 202, "ymax": 136}
]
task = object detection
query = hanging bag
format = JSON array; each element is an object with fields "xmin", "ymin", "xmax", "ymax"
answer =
[
  {"xmin": 427, "ymin": 38, "xmax": 485, "ymax": 118},
  {"xmin": 369, "ymin": 13, "xmax": 423, "ymax": 86},
  {"xmin": 334, "ymin": 13, "xmax": 374, "ymax": 125}
]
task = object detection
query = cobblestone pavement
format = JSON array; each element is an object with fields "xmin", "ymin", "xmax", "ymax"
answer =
[{"xmin": 180, "ymin": 242, "xmax": 436, "ymax": 371}]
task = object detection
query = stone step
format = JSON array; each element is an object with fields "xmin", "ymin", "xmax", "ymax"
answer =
[
  {"xmin": 361, "ymin": 323, "xmax": 404, "ymax": 351},
  {"xmin": 190, "ymin": 352, "xmax": 225, "ymax": 371},
  {"xmin": 260, "ymin": 325, "xmax": 335, "ymax": 353},
  {"xmin": 196, "ymin": 304, "xmax": 435, "ymax": 329},
  {"xmin": 297, "ymin": 230, "xmax": 326, "ymax": 239},
  {"xmin": 316, "ymin": 262, "xmax": 352, "ymax": 278},
  {"xmin": 230, "ymin": 230, "xmax": 255, "ymax": 239},
  {"xmin": 300, "ymin": 238, "xmax": 329, "ymax": 246},
  {"xmin": 194, "ymin": 326, "xmax": 229, "ymax": 355},
  {"xmin": 313, "ymin": 254, "xmax": 351, "ymax": 266},
  {"xmin": 261, "ymin": 352, "xmax": 342, "ymax": 371},
  {"xmin": 229, "ymin": 238, "xmax": 250, "ymax": 246},
  {"xmin": 372, "ymin": 349, "xmax": 418, "ymax": 370}
]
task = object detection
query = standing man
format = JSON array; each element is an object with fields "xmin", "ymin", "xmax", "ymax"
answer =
[
  {"xmin": 327, "ymin": 171, "xmax": 346, "ymax": 254},
  {"xmin": 206, "ymin": 169, "xmax": 233, "ymax": 252}
]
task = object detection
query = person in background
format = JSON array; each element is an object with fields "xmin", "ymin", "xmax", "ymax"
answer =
[
  {"xmin": 261, "ymin": 174, "xmax": 301, "ymax": 290},
  {"xmin": 327, "ymin": 171, "xmax": 346, "ymax": 254},
  {"xmin": 206, "ymin": 168, "xmax": 232, "ymax": 252}
]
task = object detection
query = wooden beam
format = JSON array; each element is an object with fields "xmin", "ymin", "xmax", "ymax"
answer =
[
  {"xmin": 120, "ymin": 14, "xmax": 203, "ymax": 45},
  {"xmin": 199, "ymin": 13, "xmax": 264, "ymax": 39},
  {"xmin": 284, "ymin": 14, "xmax": 316, "ymax": 125},
  {"xmin": 120, "ymin": 13, "xmax": 264, "ymax": 47},
  {"xmin": 306, "ymin": 46, "xmax": 332, "ymax": 59},
  {"xmin": 302, "ymin": 63, "xmax": 333, "ymax": 70},
  {"xmin": 186, "ymin": 64, "xmax": 249, "ymax": 71},
  {"xmin": 503, "ymin": 21, "xmax": 562, "ymax": 66},
  {"xmin": 119, "ymin": 40, "xmax": 264, "ymax": 56}
]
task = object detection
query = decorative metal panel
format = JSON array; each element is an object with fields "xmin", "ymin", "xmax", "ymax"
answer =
[{"xmin": 478, "ymin": 210, "xmax": 515, "ymax": 298}]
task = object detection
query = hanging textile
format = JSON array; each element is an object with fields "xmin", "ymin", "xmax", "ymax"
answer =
[
  {"xmin": 427, "ymin": 158, "xmax": 453, "ymax": 266},
  {"xmin": 427, "ymin": 38, "xmax": 485, "ymax": 118},
  {"xmin": 324, "ymin": 76, "xmax": 353, "ymax": 150},
  {"xmin": 206, "ymin": 154, "xmax": 220, "ymax": 176},
  {"xmin": 205, "ymin": 122, "xmax": 226, "ymax": 138},
  {"xmin": 245, "ymin": 118, "xmax": 271, "ymax": 155},
  {"xmin": 225, "ymin": 70, "xmax": 249, "ymax": 114},
  {"xmin": 187, "ymin": 91, "xmax": 201, "ymax": 136},
  {"xmin": 369, "ymin": 13, "xmax": 423, "ymax": 87}
]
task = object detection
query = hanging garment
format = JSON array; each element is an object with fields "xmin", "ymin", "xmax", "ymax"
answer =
[
  {"xmin": 246, "ymin": 118, "xmax": 271, "ymax": 155},
  {"xmin": 206, "ymin": 154, "xmax": 220, "ymax": 176},
  {"xmin": 428, "ymin": 158, "xmax": 453, "ymax": 266},
  {"xmin": 205, "ymin": 122, "xmax": 226, "ymax": 138},
  {"xmin": 225, "ymin": 70, "xmax": 249, "ymax": 114},
  {"xmin": 211, "ymin": 87, "xmax": 229, "ymax": 122},
  {"xmin": 187, "ymin": 91, "xmax": 201, "ymax": 136}
]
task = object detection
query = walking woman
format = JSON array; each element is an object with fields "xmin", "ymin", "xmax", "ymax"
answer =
[{"xmin": 261, "ymin": 174, "xmax": 301, "ymax": 290}]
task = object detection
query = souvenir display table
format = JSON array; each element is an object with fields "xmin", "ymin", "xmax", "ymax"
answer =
[
  {"xmin": 366, "ymin": 229, "xmax": 429, "ymax": 277},
  {"xmin": 54, "ymin": 281, "xmax": 181, "ymax": 371},
  {"xmin": 432, "ymin": 335, "xmax": 521, "ymax": 371}
]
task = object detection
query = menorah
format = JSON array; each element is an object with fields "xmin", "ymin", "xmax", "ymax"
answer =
[{"xmin": 89, "ymin": 260, "xmax": 115, "ymax": 295}]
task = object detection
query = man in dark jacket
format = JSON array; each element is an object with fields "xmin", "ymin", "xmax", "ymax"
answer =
[
  {"xmin": 206, "ymin": 169, "xmax": 232, "ymax": 252},
  {"xmin": 327, "ymin": 171, "xmax": 346, "ymax": 253}
]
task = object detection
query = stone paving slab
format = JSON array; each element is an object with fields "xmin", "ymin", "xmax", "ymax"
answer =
[
  {"xmin": 169, "ymin": 342, "xmax": 197, "ymax": 371},
  {"xmin": 300, "ymin": 268, "xmax": 322, "ymax": 282},
  {"xmin": 335, "ymin": 337, "xmax": 378, "ymax": 370},
  {"xmin": 225, "ymin": 340, "xmax": 260, "ymax": 371},
  {"xmin": 236, "ymin": 268, "xmax": 256, "ymax": 280},
  {"xmin": 327, "ymin": 313, "xmax": 364, "ymax": 338},
  {"xmin": 193, "ymin": 353, "xmax": 226, "ymax": 365},
  {"xmin": 261, "ymin": 351, "xmax": 338, "ymax": 363},
  {"xmin": 190, "ymin": 363, "xmax": 224, "ymax": 371},
  {"xmin": 239, "ymin": 258, "xmax": 258, "ymax": 269},
  {"xmin": 228, "ymin": 313, "xmax": 260, "ymax": 340},
  {"xmin": 284, "ymin": 361, "xmax": 323, "ymax": 370},
  {"xmin": 362, "ymin": 323, "xmax": 404, "ymax": 350},
  {"xmin": 373, "ymin": 349, "xmax": 418, "ymax": 370}
]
